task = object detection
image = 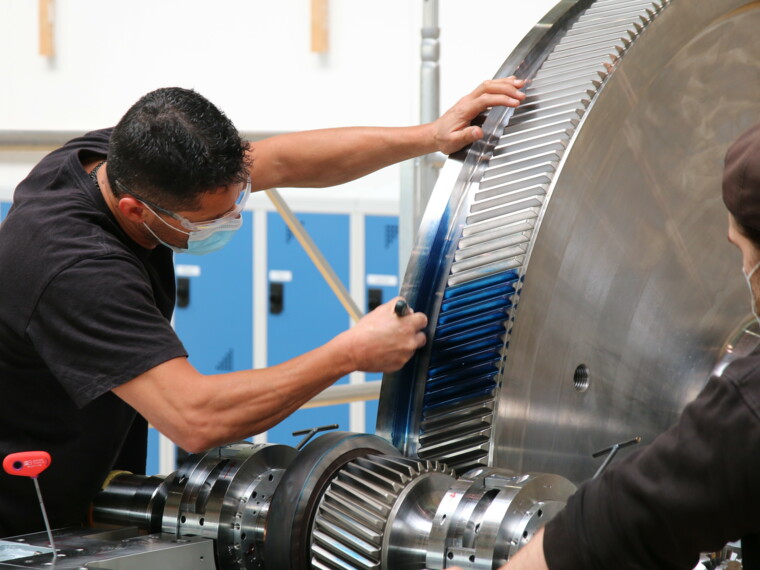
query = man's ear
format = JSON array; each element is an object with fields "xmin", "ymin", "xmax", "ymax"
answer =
[{"xmin": 117, "ymin": 196, "xmax": 149, "ymax": 223}]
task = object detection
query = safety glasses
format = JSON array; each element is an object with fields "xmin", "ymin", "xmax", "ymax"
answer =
[{"xmin": 115, "ymin": 177, "xmax": 250, "ymax": 233}]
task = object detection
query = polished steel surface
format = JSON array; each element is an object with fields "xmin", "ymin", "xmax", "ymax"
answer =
[
  {"xmin": 161, "ymin": 443, "xmax": 295, "ymax": 570},
  {"xmin": 382, "ymin": 465, "xmax": 456, "ymax": 569},
  {"xmin": 93, "ymin": 442, "xmax": 297, "ymax": 570},
  {"xmin": 90, "ymin": 473, "xmax": 170, "ymax": 530},
  {"xmin": 378, "ymin": 0, "xmax": 760, "ymax": 485},
  {"xmin": 424, "ymin": 468, "xmax": 575, "ymax": 569},
  {"xmin": 494, "ymin": 0, "xmax": 760, "ymax": 482}
]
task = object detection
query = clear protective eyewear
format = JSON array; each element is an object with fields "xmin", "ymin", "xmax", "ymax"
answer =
[{"xmin": 115, "ymin": 178, "xmax": 251, "ymax": 234}]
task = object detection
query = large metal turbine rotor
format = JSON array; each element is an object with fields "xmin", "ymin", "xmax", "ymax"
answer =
[{"xmin": 378, "ymin": 0, "xmax": 760, "ymax": 485}]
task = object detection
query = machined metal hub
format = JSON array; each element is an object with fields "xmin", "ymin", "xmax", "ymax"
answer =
[
  {"xmin": 92, "ymin": 443, "xmax": 297, "ymax": 569},
  {"xmin": 90, "ymin": 435, "xmax": 574, "ymax": 569}
]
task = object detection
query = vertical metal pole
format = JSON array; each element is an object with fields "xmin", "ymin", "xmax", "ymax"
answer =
[
  {"xmin": 417, "ymin": 0, "xmax": 441, "ymax": 223},
  {"xmin": 420, "ymin": 0, "xmax": 440, "ymax": 129},
  {"xmin": 399, "ymin": 0, "xmax": 441, "ymax": 276}
]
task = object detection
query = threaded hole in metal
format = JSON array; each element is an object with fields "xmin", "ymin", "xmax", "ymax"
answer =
[{"xmin": 574, "ymin": 364, "xmax": 590, "ymax": 392}]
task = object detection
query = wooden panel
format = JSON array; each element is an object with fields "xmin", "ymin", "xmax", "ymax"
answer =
[
  {"xmin": 311, "ymin": 0, "xmax": 329, "ymax": 53},
  {"xmin": 39, "ymin": 0, "xmax": 54, "ymax": 57}
]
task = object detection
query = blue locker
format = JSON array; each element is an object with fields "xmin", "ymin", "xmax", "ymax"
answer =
[
  {"xmin": 364, "ymin": 216, "xmax": 400, "ymax": 433},
  {"xmin": 173, "ymin": 211, "xmax": 254, "ymax": 374},
  {"xmin": 265, "ymin": 212, "xmax": 351, "ymax": 446},
  {"xmin": 0, "ymin": 201, "xmax": 11, "ymax": 220},
  {"xmin": 167, "ymin": 210, "xmax": 254, "ymax": 467}
]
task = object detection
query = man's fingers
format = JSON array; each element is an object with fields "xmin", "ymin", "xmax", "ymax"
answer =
[
  {"xmin": 469, "ymin": 77, "xmax": 527, "ymax": 98},
  {"xmin": 464, "ymin": 93, "xmax": 525, "ymax": 115},
  {"xmin": 409, "ymin": 311, "xmax": 428, "ymax": 330}
]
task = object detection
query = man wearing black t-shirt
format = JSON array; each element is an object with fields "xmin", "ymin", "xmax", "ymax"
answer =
[
  {"xmin": 495, "ymin": 124, "xmax": 760, "ymax": 569},
  {"xmin": 0, "ymin": 79, "xmax": 527, "ymax": 537}
]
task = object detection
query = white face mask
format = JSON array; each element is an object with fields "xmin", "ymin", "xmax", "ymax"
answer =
[{"xmin": 743, "ymin": 260, "xmax": 760, "ymax": 325}]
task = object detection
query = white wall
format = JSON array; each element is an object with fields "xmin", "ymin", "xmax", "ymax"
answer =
[{"xmin": 0, "ymin": 0, "xmax": 557, "ymax": 203}]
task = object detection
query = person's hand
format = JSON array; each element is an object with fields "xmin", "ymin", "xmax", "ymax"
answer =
[
  {"xmin": 340, "ymin": 297, "xmax": 427, "ymax": 372},
  {"xmin": 431, "ymin": 76, "xmax": 527, "ymax": 155}
]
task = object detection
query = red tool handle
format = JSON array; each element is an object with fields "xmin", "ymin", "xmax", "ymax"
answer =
[{"xmin": 3, "ymin": 451, "xmax": 52, "ymax": 478}]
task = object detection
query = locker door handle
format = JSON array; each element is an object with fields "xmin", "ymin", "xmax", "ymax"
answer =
[
  {"xmin": 367, "ymin": 288, "xmax": 383, "ymax": 312},
  {"xmin": 269, "ymin": 282, "xmax": 284, "ymax": 314},
  {"xmin": 177, "ymin": 277, "xmax": 190, "ymax": 308}
]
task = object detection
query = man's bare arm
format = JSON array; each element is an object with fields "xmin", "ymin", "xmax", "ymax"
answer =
[
  {"xmin": 247, "ymin": 77, "xmax": 526, "ymax": 191},
  {"xmin": 113, "ymin": 298, "xmax": 427, "ymax": 452}
]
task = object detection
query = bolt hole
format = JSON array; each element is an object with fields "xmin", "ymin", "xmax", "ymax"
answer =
[
  {"xmin": 199, "ymin": 517, "xmax": 204, "ymax": 526},
  {"xmin": 469, "ymin": 555, "xmax": 475, "ymax": 563},
  {"xmin": 537, "ymin": 509, "xmax": 543, "ymax": 518},
  {"xmin": 523, "ymin": 530, "xmax": 529, "ymax": 539},
  {"xmin": 268, "ymin": 474, "xmax": 274, "ymax": 481},
  {"xmin": 241, "ymin": 533, "xmax": 247, "ymax": 541},
  {"xmin": 251, "ymin": 492, "xmax": 257, "ymax": 499},
  {"xmin": 475, "ymin": 523, "xmax": 481, "ymax": 533},
  {"xmin": 180, "ymin": 515, "xmax": 186, "ymax": 524},
  {"xmin": 447, "ymin": 552, "xmax": 454, "ymax": 560},
  {"xmin": 574, "ymin": 364, "xmax": 590, "ymax": 392}
]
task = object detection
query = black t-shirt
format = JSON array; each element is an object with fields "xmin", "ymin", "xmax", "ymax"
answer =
[
  {"xmin": 544, "ymin": 346, "xmax": 760, "ymax": 569},
  {"xmin": 0, "ymin": 129, "xmax": 187, "ymax": 537}
]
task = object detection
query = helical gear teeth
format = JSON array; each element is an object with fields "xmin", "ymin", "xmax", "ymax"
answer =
[
  {"xmin": 416, "ymin": 0, "xmax": 672, "ymax": 475},
  {"xmin": 310, "ymin": 454, "xmax": 454, "ymax": 569}
]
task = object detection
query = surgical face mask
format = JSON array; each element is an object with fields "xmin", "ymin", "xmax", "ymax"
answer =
[
  {"xmin": 143, "ymin": 211, "xmax": 243, "ymax": 255},
  {"xmin": 743, "ymin": 260, "xmax": 760, "ymax": 324},
  {"xmin": 116, "ymin": 177, "xmax": 249, "ymax": 255}
]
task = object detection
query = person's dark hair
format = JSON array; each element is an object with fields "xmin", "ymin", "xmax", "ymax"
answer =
[
  {"xmin": 107, "ymin": 87, "xmax": 251, "ymax": 211},
  {"xmin": 737, "ymin": 220, "xmax": 760, "ymax": 249}
]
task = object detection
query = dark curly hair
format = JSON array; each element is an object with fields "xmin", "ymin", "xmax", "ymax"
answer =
[{"xmin": 106, "ymin": 87, "xmax": 251, "ymax": 212}]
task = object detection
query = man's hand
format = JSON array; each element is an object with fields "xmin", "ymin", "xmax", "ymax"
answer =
[
  {"xmin": 339, "ymin": 297, "xmax": 428, "ymax": 372},
  {"xmin": 432, "ymin": 76, "xmax": 527, "ymax": 155}
]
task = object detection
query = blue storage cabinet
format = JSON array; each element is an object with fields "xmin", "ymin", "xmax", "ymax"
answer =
[
  {"xmin": 364, "ymin": 215, "xmax": 400, "ymax": 433},
  {"xmin": 173, "ymin": 210, "xmax": 254, "ymax": 373},
  {"xmin": 264, "ymin": 211, "xmax": 351, "ymax": 446},
  {"xmin": 153, "ymin": 210, "xmax": 254, "ymax": 472}
]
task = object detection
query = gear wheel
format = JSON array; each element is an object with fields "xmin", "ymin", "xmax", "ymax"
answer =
[{"xmin": 311, "ymin": 455, "xmax": 455, "ymax": 569}]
